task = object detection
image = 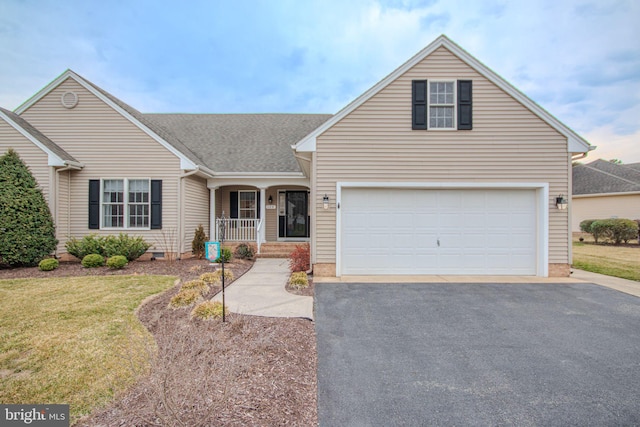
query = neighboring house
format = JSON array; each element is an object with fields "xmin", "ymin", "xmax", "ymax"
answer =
[
  {"xmin": 0, "ymin": 35, "xmax": 591, "ymax": 277},
  {"xmin": 572, "ymin": 160, "xmax": 640, "ymax": 231}
]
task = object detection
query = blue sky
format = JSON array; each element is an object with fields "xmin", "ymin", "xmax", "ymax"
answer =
[{"xmin": 1, "ymin": 0, "xmax": 639, "ymax": 162}]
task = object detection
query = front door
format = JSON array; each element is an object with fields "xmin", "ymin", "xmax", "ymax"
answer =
[{"xmin": 279, "ymin": 191, "xmax": 309, "ymax": 238}]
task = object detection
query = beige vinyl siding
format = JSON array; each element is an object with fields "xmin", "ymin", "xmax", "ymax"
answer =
[
  {"xmin": 265, "ymin": 188, "xmax": 278, "ymax": 242},
  {"xmin": 183, "ymin": 175, "xmax": 210, "ymax": 252},
  {"xmin": 20, "ymin": 78, "xmax": 183, "ymax": 253},
  {"xmin": 315, "ymin": 46, "xmax": 570, "ymax": 265},
  {"xmin": 572, "ymin": 194, "xmax": 640, "ymax": 232},
  {"xmin": 0, "ymin": 120, "xmax": 51, "ymax": 202}
]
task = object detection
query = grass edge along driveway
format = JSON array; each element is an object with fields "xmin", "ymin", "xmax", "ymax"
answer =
[
  {"xmin": 0, "ymin": 275, "xmax": 176, "ymax": 424},
  {"xmin": 572, "ymin": 241, "xmax": 640, "ymax": 281}
]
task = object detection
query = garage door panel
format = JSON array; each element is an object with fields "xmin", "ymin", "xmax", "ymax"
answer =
[{"xmin": 341, "ymin": 188, "xmax": 537, "ymax": 275}]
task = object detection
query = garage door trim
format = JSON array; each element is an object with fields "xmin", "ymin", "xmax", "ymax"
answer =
[{"xmin": 336, "ymin": 182, "xmax": 549, "ymax": 277}]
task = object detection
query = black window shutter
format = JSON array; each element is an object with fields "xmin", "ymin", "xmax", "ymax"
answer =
[
  {"xmin": 230, "ymin": 191, "xmax": 238, "ymax": 219},
  {"xmin": 256, "ymin": 191, "xmax": 260, "ymax": 219},
  {"xmin": 412, "ymin": 80, "xmax": 428, "ymax": 130},
  {"xmin": 88, "ymin": 180, "xmax": 100, "ymax": 229},
  {"xmin": 150, "ymin": 180, "xmax": 162, "ymax": 229},
  {"xmin": 457, "ymin": 80, "xmax": 472, "ymax": 130}
]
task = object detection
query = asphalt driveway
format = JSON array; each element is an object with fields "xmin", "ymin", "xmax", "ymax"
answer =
[{"xmin": 315, "ymin": 282, "xmax": 640, "ymax": 426}]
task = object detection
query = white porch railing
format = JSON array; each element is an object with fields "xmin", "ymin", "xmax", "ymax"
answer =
[{"xmin": 215, "ymin": 218, "xmax": 263, "ymax": 253}]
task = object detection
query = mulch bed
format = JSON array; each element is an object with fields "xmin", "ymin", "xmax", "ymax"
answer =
[{"xmin": 1, "ymin": 258, "xmax": 317, "ymax": 426}]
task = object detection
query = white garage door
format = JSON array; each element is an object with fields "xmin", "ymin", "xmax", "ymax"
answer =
[{"xmin": 340, "ymin": 188, "xmax": 537, "ymax": 275}]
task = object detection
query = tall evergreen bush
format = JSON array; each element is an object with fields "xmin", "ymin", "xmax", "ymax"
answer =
[{"xmin": 0, "ymin": 149, "xmax": 57, "ymax": 266}]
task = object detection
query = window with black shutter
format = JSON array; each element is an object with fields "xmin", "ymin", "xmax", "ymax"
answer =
[
  {"xmin": 412, "ymin": 79, "xmax": 472, "ymax": 131},
  {"xmin": 89, "ymin": 178, "xmax": 161, "ymax": 229},
  {"xmin": 457, "ymin": 80, "xmax": 472, "ymax": 130},
  {"xmin": 412, "ymin": 80, "xmax": 427, "ymax": 130}
]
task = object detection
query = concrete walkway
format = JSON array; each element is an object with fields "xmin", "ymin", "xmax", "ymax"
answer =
[
  {"xmin": 572, "ymin": 269, "xmax": 640, "ymax": 298},
  {"xmin": 212, "ymin": 258, "xmax": 314, "ymax": 320}
]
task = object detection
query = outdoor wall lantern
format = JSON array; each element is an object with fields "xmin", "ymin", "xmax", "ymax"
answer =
[
  {"xmin": 556, "ymin": 194, "xmax": 568, "ymax": 210},
  {"xmin": 268, "ymin": 195, "xmax": 273, "ymax": 205},
  {"xmin": 323, "ymin": 194, "xmax": 329, "ymax": 210}
]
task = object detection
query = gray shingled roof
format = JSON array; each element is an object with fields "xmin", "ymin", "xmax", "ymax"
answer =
[
  {"xmin": 143, "ymin": 113, "xmax": 332, "ymax": 173},
  {"xmin": 573, "ymin": 159, "xmax": 640, "ymax": 195},
  {"xmin": 626, "ymin": 163, "xmax": 640, "ymax": 172},
  {"xmin": 0, "ymin": 107, "xmax": 79, "ymax": 164}
]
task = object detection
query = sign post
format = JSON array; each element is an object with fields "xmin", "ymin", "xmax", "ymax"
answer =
[{"xmin": 218, "ymin": 212, "xmax": 227, "ymax": 323}]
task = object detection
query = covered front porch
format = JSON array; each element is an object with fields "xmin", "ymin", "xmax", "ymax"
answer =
[{"xmin": 208, "ymin": 178, "xmax": 311, "ymax": 254}]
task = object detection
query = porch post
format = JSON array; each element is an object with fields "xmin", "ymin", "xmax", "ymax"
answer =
[
  {"xmin": 209, "ymin": 187, "xmax": 217, "ymax": 240},
  {"xmin": 259, "ymin": 187, "xmax": 267, "ymax": 249}
]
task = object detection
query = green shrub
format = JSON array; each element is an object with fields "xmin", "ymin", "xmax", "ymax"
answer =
[
  {"xmin": 106, "ymin": 255, "xmax": 128, "ymax": 269},
  {"xmin": 605, "ymin": 218, "xmax": 638, "ymax": 244},
  {"xmin": 235, "ymin": 243, "xmax": 254, "ymax": 260},
  {"xmin": 191, "ymin": 300, "xmax": 227, "ymax": 320},
  {"xmin": 81, "ymin": 254, "xmax": 105, "ymax": 268},
  {"xmin": 0, "ymin": 149, "xmax": 58, "ymax": 267},
  {"xmin": 168, "ymin": 289, "xmax": 201, "ymax": 309},
  {"xmin": 38, "ymin": 258, "xmax": 59, "ymax": 271},
  {"xmin": 289, "ymin": 271, "xmax": 309, "ymax": 289},
  {"xmin": 289, "ymin": 245, "xmax": 310, "ymax": 272},
  {"xmin": 215, "ymin": 247, "xmax": 232, "ymax": 263},
  {"xmin": 181, "ymin": 279, "xmax": 210, "ymax": 295},
  {"xmin": 579, "ymin": 219, "xmax": 596, "ymax": 234},
  {"xmin": 103, "ymin": 234, "xmax": 150, "ymax": 261},
  {"xmin": 66, "ymin": 234, "xmax": 106, "ymax": 259},
  {"xmin": 66, "ymin": 233, "xmax": 150, "ymax": 261},
  {"xmin": 191, "ymin": 224, "xmax": 207, "ymax": 259},
  {"xmin": 589, "ymin": 218, "xmax": 639, "ymax": 244}
]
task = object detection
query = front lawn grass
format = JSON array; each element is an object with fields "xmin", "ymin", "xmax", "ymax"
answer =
[
  {"xmin": 0, "ymin": 275, "xmax": 176, "ymax": 424},
  {"xmin": 573, "ymin": 241, "xmax": 640, "ymax": 281}
]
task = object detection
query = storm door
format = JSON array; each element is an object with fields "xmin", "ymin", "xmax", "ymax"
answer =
[{"xmin": 278, "ymin": 191, "xmax": 309, "ymax": 238}]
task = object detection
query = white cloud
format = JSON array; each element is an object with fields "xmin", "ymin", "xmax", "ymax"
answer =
[{"xmin": 583, "ymin": 127, "xmax": 640, "ymax": 164}]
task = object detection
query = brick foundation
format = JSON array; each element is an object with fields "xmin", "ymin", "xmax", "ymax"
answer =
[
  {"xmin": 313, "ymin": 263, "xmax": 336, "ymax": 277},
  {"xmin": 549, "ymin": 263, "xmax": 571, "ymax": 277}
]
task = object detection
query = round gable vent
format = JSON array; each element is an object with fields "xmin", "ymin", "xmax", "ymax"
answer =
[{"xmin": 61, "ymin": 91, "xmax": 78, "ymax": 109}]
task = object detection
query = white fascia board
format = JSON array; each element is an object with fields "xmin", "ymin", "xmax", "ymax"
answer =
[
  {"xmin": 207, "ymin": 176, "xmax": 310, "ymax": 189},
  {"xmin": 212, "ymin": 171, "xmax": 306, "ymax": 178},
  {"xmin": 573, "ymin": 191, "xmax": 640, "ymax": 198},
  {"xmin": 293, "ymin": 34, "xmax": 592, "ymax": 154},
  {"xmin": 16, "ymin": 70, "xmax": 199, "ymax": 169},
  {"xmin": 0, "ymin": 109, "xmax": 65, "ymax": 167},
  {"xmin": 294, "ymin": 137, "xmax": 316, "ymax": 152}
]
